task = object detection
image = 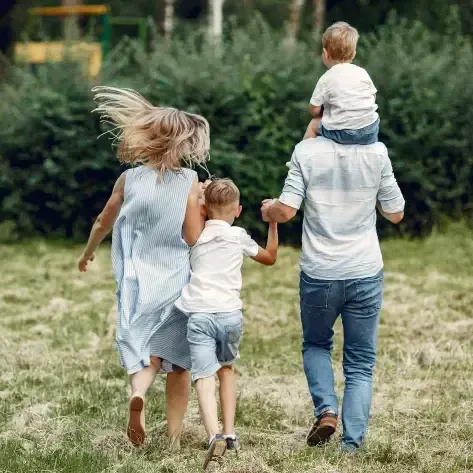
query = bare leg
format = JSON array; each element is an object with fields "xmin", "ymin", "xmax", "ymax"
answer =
[
  {"xmin": 195, "ymin": 375, "xmax": 220, "ymax": 441},
  {"xmin": 131, "ymin": 356, "xmax": 160, "ymax": 397},
  {"xmin": 303, "ymin": 117, "xmax": 321, "ymax": 140},
  {"xmin": 217, "ymin": 366, "xmax": 237, "ymax": 436},
  {"xmin": 128, "ymin": 356, "xmax": 161, "ymax": 446},
  {"xmin": 166, "ymin": 367, "xmax": 190, "ymax": 450}
]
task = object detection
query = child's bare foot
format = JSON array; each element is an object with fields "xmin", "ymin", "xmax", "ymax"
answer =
[{"xmin": 127, "ymin": 394, "xmax": 145, "ymax": 447}]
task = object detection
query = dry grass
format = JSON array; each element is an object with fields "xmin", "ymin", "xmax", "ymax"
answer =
[{"xmin": 1, "ymin": 224, "xmax": 473, "ymax": 472}]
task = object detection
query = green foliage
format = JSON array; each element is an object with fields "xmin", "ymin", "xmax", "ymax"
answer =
[
  {"xmin": 1, "ymin": 15, "xmax": 472, "ymax": 242},
  {"xmin": 359, "ymin": 12, "xmax": 473, "ymax": 234},
  {"xmin": 0, "ymin": 62, "xmax": 118, "ymax": 238}
]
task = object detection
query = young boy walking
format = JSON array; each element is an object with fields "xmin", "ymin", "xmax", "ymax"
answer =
[{"xmin": 175, "ymin": 179, "xmax": 278, "ymax": 469}]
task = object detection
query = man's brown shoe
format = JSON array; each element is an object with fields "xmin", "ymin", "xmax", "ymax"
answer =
[{"xmin": 306, "ymin": 412, "xmax": 338, "ymax": 447}]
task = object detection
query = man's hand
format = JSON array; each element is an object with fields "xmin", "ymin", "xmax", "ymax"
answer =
[
  {"xmin": 261, "ymin": 199, "xmax": 277, "ymax": 222},
  {"xmin": 261, "ymin": 198, "xmax": 298, "ymax": 224}
]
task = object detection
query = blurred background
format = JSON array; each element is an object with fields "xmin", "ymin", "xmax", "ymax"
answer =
[{"xmin": 1, "ymin": 0, "xmax": 473, "ymax": 244}]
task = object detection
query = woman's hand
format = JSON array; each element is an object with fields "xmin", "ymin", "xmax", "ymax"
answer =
[
  {"xmin": 198, "ymin": 179, "xmax": 212, "ymax": 207},
  {"xmin": 78, "ymin": 252, "xmax": 95, "ymax": 272},
  {"xmin": 198, "ymin": 179, "xmax": 212, "ymax": 197}
]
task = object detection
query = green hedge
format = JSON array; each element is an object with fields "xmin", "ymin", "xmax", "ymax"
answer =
[{"xmin": 1, "ymin": 14, "xmax": 472, "ymax": 243}]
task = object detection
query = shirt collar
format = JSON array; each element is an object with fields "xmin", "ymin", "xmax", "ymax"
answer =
[{"xmin": 205, "ymin": 219, "xmax": 231, "ymax": 228}]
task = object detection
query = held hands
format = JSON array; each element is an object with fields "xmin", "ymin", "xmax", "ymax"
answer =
[
  {"xmin": 198, "ymin": 179, "xmax": 212, "ymax": 217},
  {"xmin": 78, "ymin": 252, "xmax": 95, "ymax": 272},
  {"xmin": 261, "ymin": 198, "xmax": 278, "ymax": 223},
  {"xmin": 198, "ymin": 180, "xmax": 212, "ymax": 199}
]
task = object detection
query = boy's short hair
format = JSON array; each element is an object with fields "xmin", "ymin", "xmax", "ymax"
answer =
[
  {"xmin": 204, "ymin": 178, "xmax": 240, "ymax": 212},
  {"xmin": 322, "ymin": 22, "xmax": 359, "ymax": 62}
]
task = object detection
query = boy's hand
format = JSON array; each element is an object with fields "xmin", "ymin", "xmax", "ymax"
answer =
[{"xmin": 78, "ymin": 252, "xmax": 95, "ymax": 272}]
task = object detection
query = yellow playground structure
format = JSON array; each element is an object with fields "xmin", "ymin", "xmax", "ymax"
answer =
[{"xmin": 14, "ymin": 5, "xmax": 147, "ymax": 79}]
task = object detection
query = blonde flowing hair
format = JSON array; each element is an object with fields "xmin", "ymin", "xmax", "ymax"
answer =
[{"xmin": 92, "ymin": 86, "xmax": 210, "ymax": 173}]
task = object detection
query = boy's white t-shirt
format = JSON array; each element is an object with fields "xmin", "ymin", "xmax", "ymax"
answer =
[
  {"xmin": 310, "ymin": 63, "xmax": 378, "ymax": 131},
  {"xmin": 175, "ymin": 220, "xmax": 259, "ymax": 314}
]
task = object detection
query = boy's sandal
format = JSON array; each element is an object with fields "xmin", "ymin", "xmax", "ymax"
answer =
[
  {"xmin": 224, "ymin": 434, "xmax": 241, "ymax": 456},
  {"xmin": 203, "ymin": 434, "xmax": 227, "ymax": 470}
]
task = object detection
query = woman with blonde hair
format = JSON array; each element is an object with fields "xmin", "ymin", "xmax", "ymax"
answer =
[{"xmin": 77, "ymin": 87, "xmax": 210, "ymax": 448}]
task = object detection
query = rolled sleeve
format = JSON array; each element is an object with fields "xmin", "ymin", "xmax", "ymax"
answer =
[
  {"xmin": 279, "ymin": 150, "xmax": 305, "ymax": 210},
  {"xmin": 377, "ymin": 153, "xmax": 405, "ymax": 213}
]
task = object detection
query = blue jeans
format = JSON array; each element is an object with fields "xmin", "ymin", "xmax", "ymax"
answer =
[
  {"xmin": 187, "ymin": 311, "xmax": 243, "ymax": 382},
  {"xmin": 319, "ymin": 119, "xmax": 379, "ymax": 145},
  {"xmin": 300, "ymin": 270, "xmax": 384, "ymax": 450}
]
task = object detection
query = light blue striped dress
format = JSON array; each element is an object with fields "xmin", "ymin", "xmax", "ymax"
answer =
[{"xmin": 112, "ymin": 166, "xmax": 196, "ymax": 374}]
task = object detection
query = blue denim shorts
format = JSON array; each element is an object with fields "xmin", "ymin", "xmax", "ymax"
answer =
[
  {"xmin": 319, "ymin": 119, "xmax": 379, "ymax": 145},
  {"xmin": 187, "ymin": 310, "xmax": 243, "ymax": 382}
]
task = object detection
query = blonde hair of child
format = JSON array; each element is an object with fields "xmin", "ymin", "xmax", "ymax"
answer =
[
  {"xmin": 92, "ymin": 86, "xmax": 210, "ymax": 173},
  {"xmin": 204, "ymin": 179, "xmax": 240, "ymax": 214},
  {"xmin": 322, "ymin": 22, "xmax": 359, "ymax": 62}
]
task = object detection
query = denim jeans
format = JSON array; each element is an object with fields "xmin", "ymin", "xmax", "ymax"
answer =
[
  {"xmin": 319, "ymin": 119, "xmax": 380, "ymax": 145},
  {"xmin": 300, "ymin": 270, "xmax": 384, "ymax": 449}
]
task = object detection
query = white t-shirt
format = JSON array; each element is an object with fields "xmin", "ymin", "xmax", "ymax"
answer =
[
  {"xmin": 310, "ymin": 63, "xmax": 378, "ymax": 131},
  {"xmin": 175, "ymin": 220, "xmax": 259, "ymax": 314}
]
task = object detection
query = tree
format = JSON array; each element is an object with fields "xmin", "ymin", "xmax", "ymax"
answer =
[
  {"xmin": 157, "ymin": 0, "xmax": 175, "ymax": 39},
  {"xmin": 208, "ymin": 0, "xmax": 224, "ymax": 43},
  {"xmin": 313, "ymin": 0, "xmax": 326, "ymax": 43},
  {"xmin": 62, "ymin": 0, "xmax": 81, "ymax": 41},
  {"xmin": 286, "ymin": 0, "xmax": 304, "ymax": 44},
  {"xmin": 0, "ymin": 0, "xmax": 16, "ymax": 79}
]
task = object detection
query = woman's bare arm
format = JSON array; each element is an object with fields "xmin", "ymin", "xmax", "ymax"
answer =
[
  {"xmin": 78, "ymin": 173, "xmax": 126, "ymax": 272},
  {"xmin": 183, "ymin": 178, "xmax": 206, "ymax": 247}
]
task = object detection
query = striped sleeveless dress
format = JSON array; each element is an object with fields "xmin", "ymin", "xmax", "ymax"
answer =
[{"xmin": 112, "ymin": 166, "xmax": 196, "ymax": 374}]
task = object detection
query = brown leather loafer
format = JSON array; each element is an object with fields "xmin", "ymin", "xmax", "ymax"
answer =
[{"xmin": 306, "ymin": 412, "xmax": 338, "ymax": 447}]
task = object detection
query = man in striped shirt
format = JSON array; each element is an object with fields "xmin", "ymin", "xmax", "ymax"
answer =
[{"xmin": 261, "ymin": 137, "xmax": 404, "ymax": 452}]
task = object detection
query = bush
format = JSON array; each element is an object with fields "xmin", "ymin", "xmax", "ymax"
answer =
[
  {"xmin": 1, "ymin": 14, "xmax": 472, "ymax": 243},
  {"xmin": 0, "ymin": 62, "xmax": 117, "ymax": 238}
]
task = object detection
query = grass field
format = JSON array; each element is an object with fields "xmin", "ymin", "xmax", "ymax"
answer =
[{"xmin": 1, "ymin": 224, "xmax": 473, "ymax": 473}]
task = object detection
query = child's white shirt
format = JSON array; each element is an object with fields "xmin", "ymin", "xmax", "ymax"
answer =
[
  {"xmin": 175, "ymin": 220, "xmax": 258, "ymax": 314},
  {"xmin": 310, "ymin": 63, "xmax": 378, "ymax": 131}
]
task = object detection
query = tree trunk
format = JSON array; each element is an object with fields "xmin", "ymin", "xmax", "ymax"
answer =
[
  {"xmin": 0, "ymin": 0, "xmax": 16, "ymax": 80},
  {"xmin": 208, "ymin": 0, "xmax": 224, "ymax": 43},
  {"xmin": 286, "ymin": 0, "xmax": 305, "ymax": 45},
  {"xmin": 157, "ymin": 0, "xmax": 175, "ymax": 39},
  {"xmin": 242, "ymin": 0, "xmax": 253, "ymax": 7},
  {"xmin": 313, "ymin": 0, "xmax": 326, "ymax": 43},
  {"xmin": 62, "ymin": 0, "xmax": 81, "ymax": 41}
]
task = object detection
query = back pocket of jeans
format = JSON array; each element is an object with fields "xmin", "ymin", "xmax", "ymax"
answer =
[
  {"xmin": 300, "ymin": 274, "xmax": 331, "ymax": 309},
  {"xmin": 225, "ymin": 322, "xmax": 243, "ymax": 344},
  {"xmin": 355, "ymin": 277, "xmax": 384, "ymax": 313}
]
